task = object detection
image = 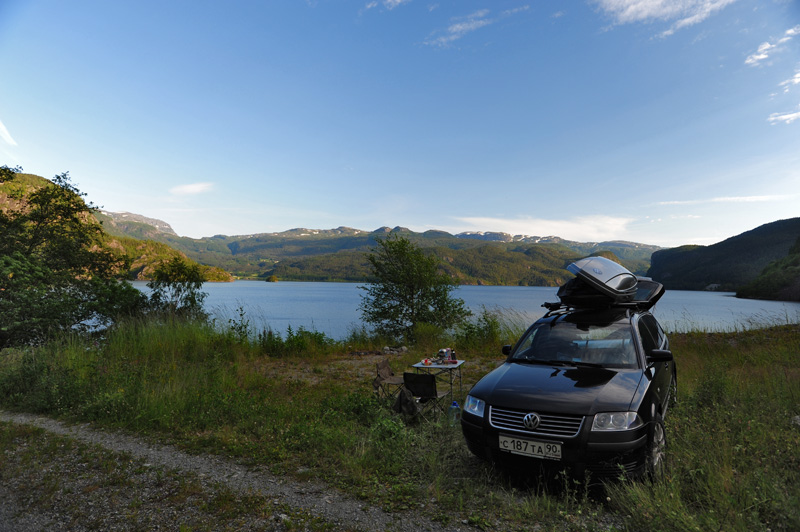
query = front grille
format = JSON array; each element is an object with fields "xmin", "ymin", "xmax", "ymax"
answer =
[{"xmin": 490, "ymin": 406, "xmax": 584, "ymax": 438}]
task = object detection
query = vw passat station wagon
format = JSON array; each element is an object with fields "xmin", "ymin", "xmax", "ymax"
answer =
[{"xmin": 461, "ymin": 256, "xmax": 676, "ymax": 480}]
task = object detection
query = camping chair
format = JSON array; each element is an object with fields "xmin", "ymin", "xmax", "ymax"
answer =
[
  {"xmin": 403, "ymin": 372, "xmax": 450, "ymax": 421},
  {"xmin": 373, "ymin": 359, "xmax": 404, "ymax": 400}
]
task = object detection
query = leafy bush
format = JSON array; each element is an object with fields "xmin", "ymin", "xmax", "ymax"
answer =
[
  {"xmin": 0, "ymin": 167, "xmax": 147, "ymax": 348},
  {"xmin": 147, "ymin": 257, "xmax": 208, "ymax": 318},
  {"xmin": 359, "ymin": 234, "xmax": 470, "ymax": 342},
  {"xmin": 256, "ymin": 325, "xmax": 335, "ymax": 357},
  {"xmin": 455, "ymin": 307, "xmax": 503, "ymax": 350}
]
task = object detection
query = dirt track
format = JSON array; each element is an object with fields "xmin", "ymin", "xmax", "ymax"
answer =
[{"xmin": 0, "ymin": 410, "xmax": 468, "ymax": 531}]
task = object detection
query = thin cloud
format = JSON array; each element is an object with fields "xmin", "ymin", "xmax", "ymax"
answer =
[
  {"xmin": 425, "ymin": 9, "xmax": 491, "ymax": 47},
  {"xmin": 424, "ymin": 7, "xmax": 528, "ymax": 47},
  {"xmin": 745, "ymin": 25, "xmax": 800, "ymax": 66},
  {"xmin": 502, "ymin": 6, "xmax": 530, "ymax": 17},
  {"xmin": 659, "ymin": 194, "xmax": 794, "ymax": 205},
  {"xmin": 454, "ymin": 215, "xmax": 634, "ymax": 242},
  {"xmin": 594, "ymin": 0, "xmax": 736, "ymax": 37},
  {"xmin": 779, "ymin": 70, "xmax": 800, "ymax": 93},
  {"xmin": 768, "ymin": 108, "xmax": 800, "ymax": 125},
  {"xmin": 384, "ymin": 0, "xmax": 411, "ymax": 8},
  {"xmin": 169, "ymin": 182, "xmax": 214, "ymax": 195},
  {"xmin": 0, "ymin": 118, "xmax": 17, "ymax": 146},
  {"xmin": 365, "ymin": 0, "xmax": 411, "ymax": 11}
]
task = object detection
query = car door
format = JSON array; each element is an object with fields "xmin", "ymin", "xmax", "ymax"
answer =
[{"xmin": 637, "ymin": 314, "xmax": 672, "ymax": 413}]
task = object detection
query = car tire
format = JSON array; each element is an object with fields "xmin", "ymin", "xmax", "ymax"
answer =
[{"xmin": 645, "ymin": 412, "xmax": 666, "ymax": 480}]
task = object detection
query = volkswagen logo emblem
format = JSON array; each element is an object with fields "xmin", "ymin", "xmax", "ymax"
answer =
[{"xmin": 522, "ymin": 412, "xmax": 541, "ymax": 430}]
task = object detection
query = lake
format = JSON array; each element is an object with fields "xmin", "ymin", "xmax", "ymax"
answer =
[{"xmin": 133, "ymin": 281, "xmax": 800, "ymax": 340}]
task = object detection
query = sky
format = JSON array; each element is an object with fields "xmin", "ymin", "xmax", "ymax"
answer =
[{"xmin": 1, "ymin": 0, "xmax": 799, "ymax": 248}]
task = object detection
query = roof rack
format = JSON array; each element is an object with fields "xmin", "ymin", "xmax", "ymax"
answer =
[{"xmin": 541, "ymin": 302, "xmax": 573, "ymax": 318}]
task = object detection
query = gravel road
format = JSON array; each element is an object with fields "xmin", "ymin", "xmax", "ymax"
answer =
[{"xmin": 0, "ymin": 410, "xmax": 472, "ymax": 532}]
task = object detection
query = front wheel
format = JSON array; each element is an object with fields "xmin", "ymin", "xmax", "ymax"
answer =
[{"xmin": 645, "ymin": 413, "xmax": 666, "ymax": 480}]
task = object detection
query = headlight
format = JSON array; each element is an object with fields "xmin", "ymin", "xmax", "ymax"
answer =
[
  {"xmin": 463, "ymin": 395, "xmax": 485, "ymax": 418},
  {"xmin": 591, "ymin": 412, "xmax": 643, "ymax": 431}
]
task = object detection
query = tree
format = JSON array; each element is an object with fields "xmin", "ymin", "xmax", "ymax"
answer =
[
  {"xmin": 0, "ymin": 167, "xmax": 146, "ymax": 347},
  {"xmin": 359, "ymin": 234, "xmax": 470, "ymax": 341},
  {"xmin": 147, "ymin": 257, "xmax": 208, "ymax": 317}
]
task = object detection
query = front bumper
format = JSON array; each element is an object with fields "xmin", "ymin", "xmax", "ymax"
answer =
[{"xmin": 461, "ymin": 412, "xmax": 649, "ymax": 479}]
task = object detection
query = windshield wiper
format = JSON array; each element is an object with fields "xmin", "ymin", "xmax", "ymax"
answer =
[
  {"xmin": 512, "ymin": 357, "xmax": 559, "ymax": 365},
  {"xmin": 571, "ymin": 360, "xmax": 604, "ymax": 368},
  {"xmin": 514, "ymin": 358, "xmax": 604, "ymax": 368},
  {"xmin": 513, "ymin": 358, "xmax": 572, "ymax": 367}
]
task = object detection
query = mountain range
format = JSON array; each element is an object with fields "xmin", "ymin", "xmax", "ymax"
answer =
[
  {"xmin": 2, "ymin": 171, "xmax": 798, "ymax": 299},
  {"xmin": 97, "ymin": 210, "xmax": 660, "ymax": 283},
  {"xmin": 96, "ymin": 210, "xmax": 800, "ymax": 300}
]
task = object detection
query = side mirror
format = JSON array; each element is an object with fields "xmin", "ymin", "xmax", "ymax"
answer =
[
  {"xmin": 502, "ymin": 345, "xmax": 512, "ymax": 356},
  {"xmin": 647, "ymin": 349, "xmax": 673, "ymax": 364}
]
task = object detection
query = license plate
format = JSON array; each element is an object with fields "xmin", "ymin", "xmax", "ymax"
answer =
[{"xmin": 499, "ymin": 435, "xmax": 561, "ymax": 460}]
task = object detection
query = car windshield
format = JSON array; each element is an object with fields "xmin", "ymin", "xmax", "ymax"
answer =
[{"xmin": 510, "ymin": 315, "xmax": 638, "ymax": 369}]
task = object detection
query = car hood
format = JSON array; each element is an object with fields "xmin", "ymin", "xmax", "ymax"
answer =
[{"xmin": 470, "ymin": 362, "xmax": 644, "ymax": 416}]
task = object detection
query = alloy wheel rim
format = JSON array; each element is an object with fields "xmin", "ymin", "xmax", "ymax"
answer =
[{"xmin": 650, "ymin": 423, "xmax": 666, "ymax": 473}]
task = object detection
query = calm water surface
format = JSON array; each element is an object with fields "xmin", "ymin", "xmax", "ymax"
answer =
[{"xmin": 135, "ymin": 281, "xmax": 800, "ymax": 340}]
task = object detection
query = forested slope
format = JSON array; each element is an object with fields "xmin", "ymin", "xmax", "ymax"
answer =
[{"xmin": 647, "ymin": 218, "xmax": 800, "ymax": 291}]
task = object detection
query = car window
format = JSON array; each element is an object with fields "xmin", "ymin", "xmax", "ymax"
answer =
[
  {"xmin": 655, "ymin": 318, "xmax": 668, "ymax": 349},
  {"xmin": 637, "ymin": 315, "xmax": 660, "ymax": 355},
  {"xmin": 511, "ymin": 318, "xmax": 638, "ymax": 368}
]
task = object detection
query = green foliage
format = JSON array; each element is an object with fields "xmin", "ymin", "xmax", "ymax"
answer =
[
  {"xmin": 359, "ymin": 234, "xmax": 471, "ymax": 342},
  {"xmin": 454, "ymin": 307, "xmax": 503, "ymax": 350},
  {"xmin": 0, "ymin": 167, "xmax": 147, "ymax": 347},
  {"xmin": 268, "ymin": 250, "xmax": 373, "ymax": 281},
  {"xmin": 255, "ymin": 325, "xmax": 335, "ymax": 357},
  {"xmin": 0, "ymin": 169, "xmax": 120, "ymax": 276},
  {"xmin": 439, "ymin": 243, "xmax": 579, "ymax": 285},
  {"xmin": 147, "ymin": 257, "xmax": 208, "ymax": 317},
  {"xmin": 737, "ymin": 236, "xmax": 800, "ymax": 301}
]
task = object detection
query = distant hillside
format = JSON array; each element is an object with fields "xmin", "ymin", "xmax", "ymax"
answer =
[
  {"xmin": 98, "ymin": 217, "xmax": 661, "ymax": 283},
  {"xmin": 98, "ymin": 211, "xmax": 178, "ymax": 237},
  {"xmin": 105, "ymin": 235, "xmax": 232, "ymax": 282},
  {"xmin": 737, "ymin": 236, "xmax": 800, "ymax": 301},
  {"xmin": 267, "ymin": 242, "xmax": 584, "ymax": 285},
  {"xmin": 647, "ymin": 218, "xmax": 800, "ymax": 291}
]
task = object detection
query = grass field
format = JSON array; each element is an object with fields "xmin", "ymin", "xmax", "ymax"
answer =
[{"xmin": 1, "ymin": 313, "xmax": 798, "ymax": 531}]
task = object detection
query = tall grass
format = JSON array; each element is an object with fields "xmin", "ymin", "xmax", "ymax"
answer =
[
  {"xmin": 606, "ymin": 325, "xmax": 800, "ymax": 531},
  {"xmin": 1, "ymin": 312, "xmax": 798, "ymax": 530}
]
